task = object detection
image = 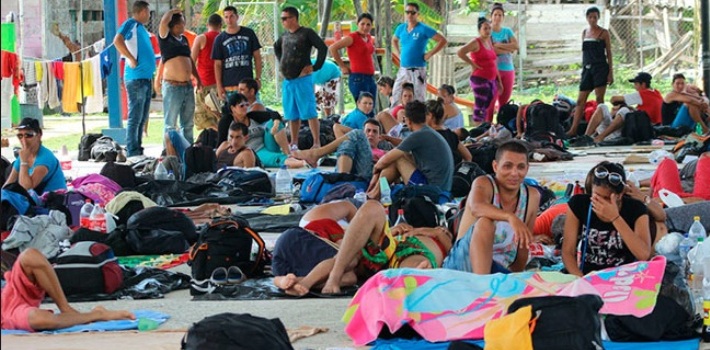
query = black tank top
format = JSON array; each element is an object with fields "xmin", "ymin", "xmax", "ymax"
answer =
[
  {"xmin": 216, "ymin": 147, "xmax": 262, "ymax": 168},
  {"xmin": 158, "ymin": 34, "xmax": 191, "ymax": 63},
  {"xmin": 582, "ymin": 29, "xmax": 607, "ymax": 65}
]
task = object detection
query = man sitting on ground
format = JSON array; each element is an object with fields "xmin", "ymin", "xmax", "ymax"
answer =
[
  {"xmin": 276, "ymin": 199, "xmax": 453, "ymax": 296},
  {"xmin": 368, "ymin": 101, "xmax": 454, "ymax": 199},
  {"xmin": 2, "ymin": 249, "xmax": 134, "ymax": 331},
  {"xmin": 333, "ymin": 92, "xmax": 376, "ymax": 138},
  {"xmin": 291, "ymin": 119, "xmax": 389, "ymax": 179},
  {"xmin": 215, "ymin": 122, "xmax": 258, "ymax": 168},
  {"xmin": 663, "ymin": 73, "xmax": 709, "ymax": 133},
  {"xmin": 443, "ymin": 140, "xmax": 540, "ymax": 274}
]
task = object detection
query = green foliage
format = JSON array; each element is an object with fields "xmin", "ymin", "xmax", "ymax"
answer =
[{"xmin": 391, "ymin": 0, "xmax": 443, "ymax": 28}]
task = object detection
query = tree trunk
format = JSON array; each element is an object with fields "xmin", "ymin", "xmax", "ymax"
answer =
[{"xmin": 353, "ymin": 0, "xmax": 363, "ymax": 17}]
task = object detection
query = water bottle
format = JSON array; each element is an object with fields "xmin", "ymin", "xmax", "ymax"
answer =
[
  {"xmin": 353, "ymin": 190, "xmax": 367, "ymax": 207},
  {"xmin": 680, "ymin": 233, "xmax": 695, "ymax": 270},
  {"xmin": 627, "ymin": 171, "xmax": 640, "ymax": 188},
  {"xmin": 89, "ymin": 204, "xmax": 107, "ymax": 233},
  {"xmin": 703, "ymin": 256, "xmax": 710, "ymax": 342},
  {"xmin": 275, "ymin": 165, "xmax": 292, "ymax": 197},
  {"xmin": 394, "ymin": 209, "xmax": 407, "ymax": 227},
  {"xmin": 59, "ymin": 144, "xmax": 72, "ymax": 171},
  {"xmin": 379, "ymin": 177, "xmax": 392, "ymax": 207},
  {"xmin": 79, "ymin": 199, "xmax": 94, "ymax": 228},
  {"xmin": 166, "ymin": 170, "xmax": 175, "ymax": 181},
  {"xmin": 690, "ymin": 216, "xmax": 707, "ymax": 242},
  {"xmin": 154, "ymin": 161, "xmax": 168, "ymax": 180}
]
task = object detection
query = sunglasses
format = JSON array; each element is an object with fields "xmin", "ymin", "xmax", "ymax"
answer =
[
  {"xmin": 405, "ymin": 10, "xmax": 418, "ymax": 15},
  {"xmin": 281, "ymin": 16, "xmax": 292, "ymax": 21},
  {"xmin": 16, "ymin": 132, "xmax": 36, "ymax": 139},
  {"xmin": 238, "ymin": 102, "xmax": 250, "ymax": 108},
  {"xmin": 594, "ymin": 166, "xmax": 623, "ymax": 186}
]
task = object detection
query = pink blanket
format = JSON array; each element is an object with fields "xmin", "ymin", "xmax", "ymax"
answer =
[{"xmin": 344, "ymin": 256, "xmax": 666, "ymax": 345}]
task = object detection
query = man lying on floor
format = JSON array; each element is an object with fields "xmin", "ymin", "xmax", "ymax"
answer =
[
  {"xmin": 2, "ymin": 249, "xmax": 134, "ymax": 331},
  {"xmin": 273, "ymin": 199, "xmax": 452, "ymax": 296}
]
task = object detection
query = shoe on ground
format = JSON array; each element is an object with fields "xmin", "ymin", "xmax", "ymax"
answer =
[
  {"xmin": 568, "ymin": 135, "xmax": 596, "ymax": 148},
  {"xmin": 210, "ymin": 267, "xmax": 228, "ymax": 285},
  {"xmin": 227, "ymin": 266, "xmax": 246, "ymax": 284}
]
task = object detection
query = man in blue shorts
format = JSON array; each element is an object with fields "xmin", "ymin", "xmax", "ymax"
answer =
[{"xmin": 274, "ymin": 6, "xmax": 328, "ymax": 151}]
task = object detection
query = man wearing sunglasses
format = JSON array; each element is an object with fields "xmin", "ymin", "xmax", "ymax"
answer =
[
  {"xmin": 3, "ymin": 118, "xmax": 66, "ymax": 194},
  {"xmin": 274, "ymin": 6, "xmax": 328, "ymax": 151},
  {"xmin": 391, "ymin": 3, "xmax": 448, "ymax": 105}
]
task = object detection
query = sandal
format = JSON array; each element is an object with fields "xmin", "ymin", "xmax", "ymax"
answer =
[
  {"xmin": 209, "ymin": 267, "xmax": 228, "ymax": 285},
  {"xmin": 227, "ymin": 266, "xmax": 246, "ymax": 284}
]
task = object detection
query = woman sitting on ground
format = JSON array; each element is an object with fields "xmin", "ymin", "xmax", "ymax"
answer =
[
  {"xmin": 333, "ymin": 92, "xmax": 376, "ymax": 138},
  {"xmin": 425, "ymin": 99, "xmax": 472, "ymax": 165},
  {"xmin": 4, "ymin": 118, "xmax": 67, "ymax": 194},
  {"xmin": 376, "ymin": 83, "xmax": 414, "ymax": 137},
  {"xmin": 562, "ymin": 161, "xmax": 651, "ymax": 276},
  {"xmin": 438, "ymin": 84, "xmax": 464, "ymax": 130}
]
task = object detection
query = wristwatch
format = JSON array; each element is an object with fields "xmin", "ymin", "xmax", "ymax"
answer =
[{"xmin": 643, "ymin": 195, "xmax": 652, "ymax": 205}]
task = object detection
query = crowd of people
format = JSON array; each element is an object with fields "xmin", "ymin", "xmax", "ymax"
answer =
[{"xmin": 1, "ymin": 0, "xmax": 709, "ymax": 334}]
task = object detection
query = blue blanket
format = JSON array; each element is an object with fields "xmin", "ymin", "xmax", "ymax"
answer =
[
  {"xmin": 371, "ymin": 338, "xmax": 701, "ymax": 350},
  {"xmin": 1, "ymin": 309, "xmax": 169, "ymax": 334}
]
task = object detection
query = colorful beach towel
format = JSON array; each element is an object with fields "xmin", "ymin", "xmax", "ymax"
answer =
[
  {"xmin": 1, "ymin": 309, "xmax": 169, "ymax": 334},
  {"xmin": 118, "ymin": 253, "xmax": 189, "ymax": 270},
  {"xmin": 344, "ymin": 256, "xmax": 666, "ymax": 345}
]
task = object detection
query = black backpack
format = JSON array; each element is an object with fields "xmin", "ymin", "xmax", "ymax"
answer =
[
  {"xmin": 181, "ymin": 313, "xmax": 293, "ymax": 350},
  {"xmin": 78, "ymin": 133, "xmax": 103, "ymax": 161},
  {"xmin": 622, "ymin": 110, "xmax": 655, "ymax": 144},
  {"xmin": 91, "ymin": 136, "xmax": 122, "ymax": 162},
  {"xmin": 466, "ymin": 143, "xmax": 497, "ymax": 174},
  {"xmin": 496, "ymin": 101, "xmax": 519, "ymax": 133},
  {"xmin": 100, "ymin": 161, "xmax": 136, "ymax": 189},
  {"xmin": 184, "ymin": 145, "xmax": 217, "ymax": 179},
  {"xmin": 388, "ymin": 185, "xmax": 445, "ymax": 228},
  {"xmin": 188, "ymin": 216, "xmax": 269, "ymax": 282},
  {"xmin": 126, "ymin": 207, "xmax": 197, "ymax": 254},
  {"xmin": 54, "ymin": 242, "xmax": 124, "ymax": 296},
  {"xmin": 195, "ymin": 128, "xmax": 219, "ymax": 149},
  {"xmin": 451, "ymin": 161, "xmax": 486, "ymax": 198},
  {"xmin": 525, "ymin": 102, "xmax": 567, "ymax": 139},
  {"xmin": 508, "ymin": 295, "xmax": 604, "ymax": 350},
  {"xmin": 0, "ymin": 155, "xmax": 11, "ymax": 185},
  {"xmin": 297, "ymin": 118, "xmax": 337, "ymax": 149},
  {"xmin": 216, "ymin": 168, "xmax": 272, "ymax": 195}
]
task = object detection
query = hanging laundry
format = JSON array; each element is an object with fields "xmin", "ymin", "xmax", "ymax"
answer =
[
  {"xmin": 99, "ymin": 49, "xmax": 112, "ymax": 79},
  {"xmin": 84, "ymin": 55, "xmax": 104, "ymax": 114},
  {"xmin": 80, "ymin": 59, "xmax": 93, "ymax": 98},
  {"xmin": 92, "ymin": 38, "xmax": 105, "ymax": 53},
  {"xmin": 1, "ymin": 78, "xmax": 12, "ymax": 121},
  {"xmin": 22, "ymin": 60, "xmax": 37, "ymax": 86},
  {"xmin": 39, "ymin": 61, "xmax": 60, "ymax": 110},
  {"xmin": 34, "ymin": 61, "xmax": 42, "ymax": 83},
  {"xmin": 1, "ymin": 50, "xmax": 18, "ymax": 79},
  {"xmin": 52, "ymin": 60, "xmax": 64, "ymax": 81},
  {"xmin": 61, "ymin": 62, "xmax": 80, "ymax": 113}
]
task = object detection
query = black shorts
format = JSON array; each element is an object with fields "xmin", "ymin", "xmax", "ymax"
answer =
[{"xmin": 579, "ymin": 63, "xmax": 609, "ymax": 91}]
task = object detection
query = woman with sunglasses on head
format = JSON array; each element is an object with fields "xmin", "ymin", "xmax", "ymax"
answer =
[
  {"xmin": 217, "ymin": 93, "xmax": 306, "ymax": 168},
  {"xmin": 4, "ymin": 118, "xmax": 67, "ymax": 194},
  {"xmin": 562, "ymin": 161, "xmax": 651, "ymax": 276}
]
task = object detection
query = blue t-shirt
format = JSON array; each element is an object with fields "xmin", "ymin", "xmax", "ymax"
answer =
[
  {"xmin": 491, "ymin": 27, "xmax": 515, "ymax": 71},
  {"xmin": 117, "ymin": 18, "xmax": 157, "ymax": 81},
  {"xmin": 12, "ymin": 145, "xmax": 67, "ymax": 194},
  {"xmin": 341, "ymin": 109, "xmax": 369, "ymax": 130},
  {"xmin": 394, "ymin": 22, "xmax": 437, "ymax": 68},
  {"xmin": 311, "ymin": 59, "xmax": 341, "ymax": 85}
]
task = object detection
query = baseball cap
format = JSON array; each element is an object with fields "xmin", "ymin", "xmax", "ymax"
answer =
[
  {"xmin": 15, "ymin": 118, "xmax": 41, "ymax": 133},
  {"xmin": 628, "ymin": 72, "xmax": 652, "ymax": 85}
]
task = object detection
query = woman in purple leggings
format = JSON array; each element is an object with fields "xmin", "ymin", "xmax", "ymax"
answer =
[{"xmin": 458, "ymin": 17, "xmax": 501, "ymax": 125}]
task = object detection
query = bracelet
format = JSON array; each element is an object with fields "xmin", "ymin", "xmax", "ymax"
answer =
[
  {"xmin": 20, "ymin": 162, "xmax": 29, "ymax": 166},
  {"xmin": 611, "ymin": 215, "xmax": 621, "ymax": 223}
]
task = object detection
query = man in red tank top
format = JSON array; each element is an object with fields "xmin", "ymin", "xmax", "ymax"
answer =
[{"xmin": 191, "ymin": 14, "xmax": 223, "ymax": 130}]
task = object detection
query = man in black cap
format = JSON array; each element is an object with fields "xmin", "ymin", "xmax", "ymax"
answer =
[
  {"xmin": 574, "ymin": 72, "xmax": 663, "ymax": 145},
  {"xmin": 3, "ymin": 118, "xmax": 67, "ymax": 194}
]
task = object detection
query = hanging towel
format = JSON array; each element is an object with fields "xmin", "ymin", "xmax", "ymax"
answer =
[
  {"xmin": 37, "ymin": 62, "xmax": 48, "ymax": 109},
  {"xmin": 84, "ymin": 55, "xmax": 104, "ymax": 114},
  {"xmin": 61, "ymin": 62, "xmax": 80, "ymax": 113},
  {"xmin": 99, "ymin": 49, "xmax": 112, "ymax": 79},
  {"xmin": 22, "ymin": 60, "xmax": 37, "ymax": 86},
  {"xmin": 46, "ymin": 62, "xmax": 60, "ymax": 109},
  {"xmin": 0, "ymin": 51, "xmax": 17, "ymax": 79},
  {"xmin": 1, "ymin": 78, "xmax": 12, "ymax": 121},
  {"xmin": 92, "ymin": 38, "xmax": 105, "ymax": 53},
  {"xmin": 80, "ymin": 59, "xmax": 93, "ymax": 98},
  {"xmin": 34, "ymin": 61, "xmax": 42, "ymax": 83},
  {"xmin": 52, "ymin": 61, "xmax": 64, "ymax": 80}
]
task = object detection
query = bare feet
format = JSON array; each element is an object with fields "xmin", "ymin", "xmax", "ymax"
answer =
[
  {"xmin": 416, "ymin": 260, "xmax": 432, "ymax": 269},
  {"xmin": 291, "ymin": 149, "xmax": 320, "ymax": 168},
  {"xmin": 320, "ymin": 278, "xmax": 341, "ymax": 295},
  {"xmin": 274, "ymin": 274, "xmax": 309, "ymax": 296},
  {"xmin": 92, "ymin": 306, "xmax": 136, "ymax": 321}
]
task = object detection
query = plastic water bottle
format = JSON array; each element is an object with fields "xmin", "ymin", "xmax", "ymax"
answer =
[
  {"xmin": 379, "ymin": 177, "xmax": 392, "ymax": 207},
  {"xmin": 79, "ymin": 199, "xmax": 94, "ymax": 228},
  {"xmin": 154, "ymin": 161, "xmax": 168, "ymax": 180},
  {"xmin": 59, "ymin": 145, "xmax": 72, "ymax": 171},
  {"xmin": 394, "ymin": 208, "xmax": 407, "ymax": 226},
  {"xmin": 680, "ymin": 233, "xmax": 695, "ymax": 269},
  {"xmin": 702, "ymin": 256, "xmax": 710, "ymax": 341},
  {"xmin": 166, "ymin": 170, "xmax": 175, "ymax": 181},
  {"xmin": 353, "ymin": 190, "xmax": 367, "ymax": 207},
  {"xmin": 275, "ymin": 165, "xmax": 292, "ymax": 197},
  {"xmin": 627, "ymin": 171, "xmax": 640, "ymax": 188},
  {"xmin": 690, "ymin": 216, "xmax": 707, "ymax": 242},
  {"xmin": 89, "ymin": 204, "xmax": 107, "ymax": 233}
]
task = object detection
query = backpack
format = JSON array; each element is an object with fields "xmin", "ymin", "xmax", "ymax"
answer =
[
  {"xmin": 0, "ymin": 155, "xmax": 10, "ymax": 185},
  {"xmin": 388, "ymin": 184, "xmax": 445, "ymax": 228},
  {"xmin": 100, "ymin": 161, "xmax": 137, "ymax": 189},
  {"xmin": 0, "ymin": 183, "xmax": 36, "ymax": 231},
  {"xmin": 299, "ymin": 172, "xmax": 368, "ymax": 203},
  {"xmin": 126, "ymin": 207, "xmax": 197, "ymax": 254},
  {"xmin": 466, "ymin": 143, "xmax": 498, "ymax": 174},
  {"xmin": 91, "ymin": 136, "xmax": 123, "ymax": 162},
  {"xmin": 181, "ymin": 313, "xmax": 293, "ymax": 350},
  {"xmin": 77, "ymin": 133, "xmax": 103, "ymax": 161},
  {"xmin": 195, "ymin": 128, "xmax": 219, "ymax": 149},
  {"xmin": 44, "ymin": 191, "xmax": 89, "ymax": 227},
  {"xmin": 54, "ymin": 242, "xmax": 124, "ymax": 296},
  {"xmin": 297, "ymin": 118, "xmax": 337, "ymax": 149},
  {"xmin": 508, "ymin": 295, "xmax": 604, "ymax": 350},
  {"xmin": 216, "ymin": 168, "xmax": 272, "ymax": 195},
  {"xmin": 622, "ymin": 110, "xmax": 655, "ymax": 144},
  {"xmin": 496, "ymin": 101, "xmax": 519, "ymax": 133},
  {"xmin": 188, "ymin": 216, "xmax": 268, "ymax": 282},
  {"xmin": 525, "ymin": 102, "xmax": 566, "ymax": 139},
  {"xmin": 184, "ymin": 145, "xmax": 218, "ymax": 179},
  {"xmin": 451, "ymin": 161, "xmax": 486, "ymax": 198}
]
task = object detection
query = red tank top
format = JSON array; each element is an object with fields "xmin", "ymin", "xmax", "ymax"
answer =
[
  {"xmin": 197, "ymin": 31, "xmax": 219, "ymax": 86},
  {"xmin": 637, "ymin": 89, "xmax": 663, "ymax": 125},
  {"xmin": 469, "ymin": 37, "xmax": 498, "ymax": 81},
  {"xmin": 346, "ymin": 32, "xmax": 375, "ymax": 75}
]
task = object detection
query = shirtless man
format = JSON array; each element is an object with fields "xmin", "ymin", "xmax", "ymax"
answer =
[
  {"xmin": 156, "ymin": 9, "xmax": 202, "ymax": 144},
  {"xmin": 215, "ymin": 121, "xmax": 257, "ymax": 168},
  {"xmin": 276, "ymin": 199, "xmax": 452, "ymax": 296},
  {"xmin": 2, "ymin": 249, "xmax": 134, "ymax": 332},
  {"xmin": 443, "ymin": 140, "xmax": 540, "ymax": 274}
]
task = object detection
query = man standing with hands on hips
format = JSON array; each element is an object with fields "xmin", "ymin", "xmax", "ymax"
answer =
[
  {"xmin": 274, "ymin": 6, "xmax": 328, "ymax": 151},
  {"xmin": 391, "ymin": 3, "xmax": 448, "ymax": 104}
]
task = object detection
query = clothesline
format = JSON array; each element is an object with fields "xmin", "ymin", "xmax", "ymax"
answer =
[{"xmin": 13, "ymin": 42, "xmax": 115, "ymax": 64}]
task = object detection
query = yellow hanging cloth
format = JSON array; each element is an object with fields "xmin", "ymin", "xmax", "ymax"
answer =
[{"xmin": 61, "ymin": 62, "xmax": 80, "ymax": 113}]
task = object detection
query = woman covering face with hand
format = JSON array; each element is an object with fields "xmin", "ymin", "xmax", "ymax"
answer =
[{"xmin": 562, "ymin": 162, "xmax": 651, "ymax": 276}]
